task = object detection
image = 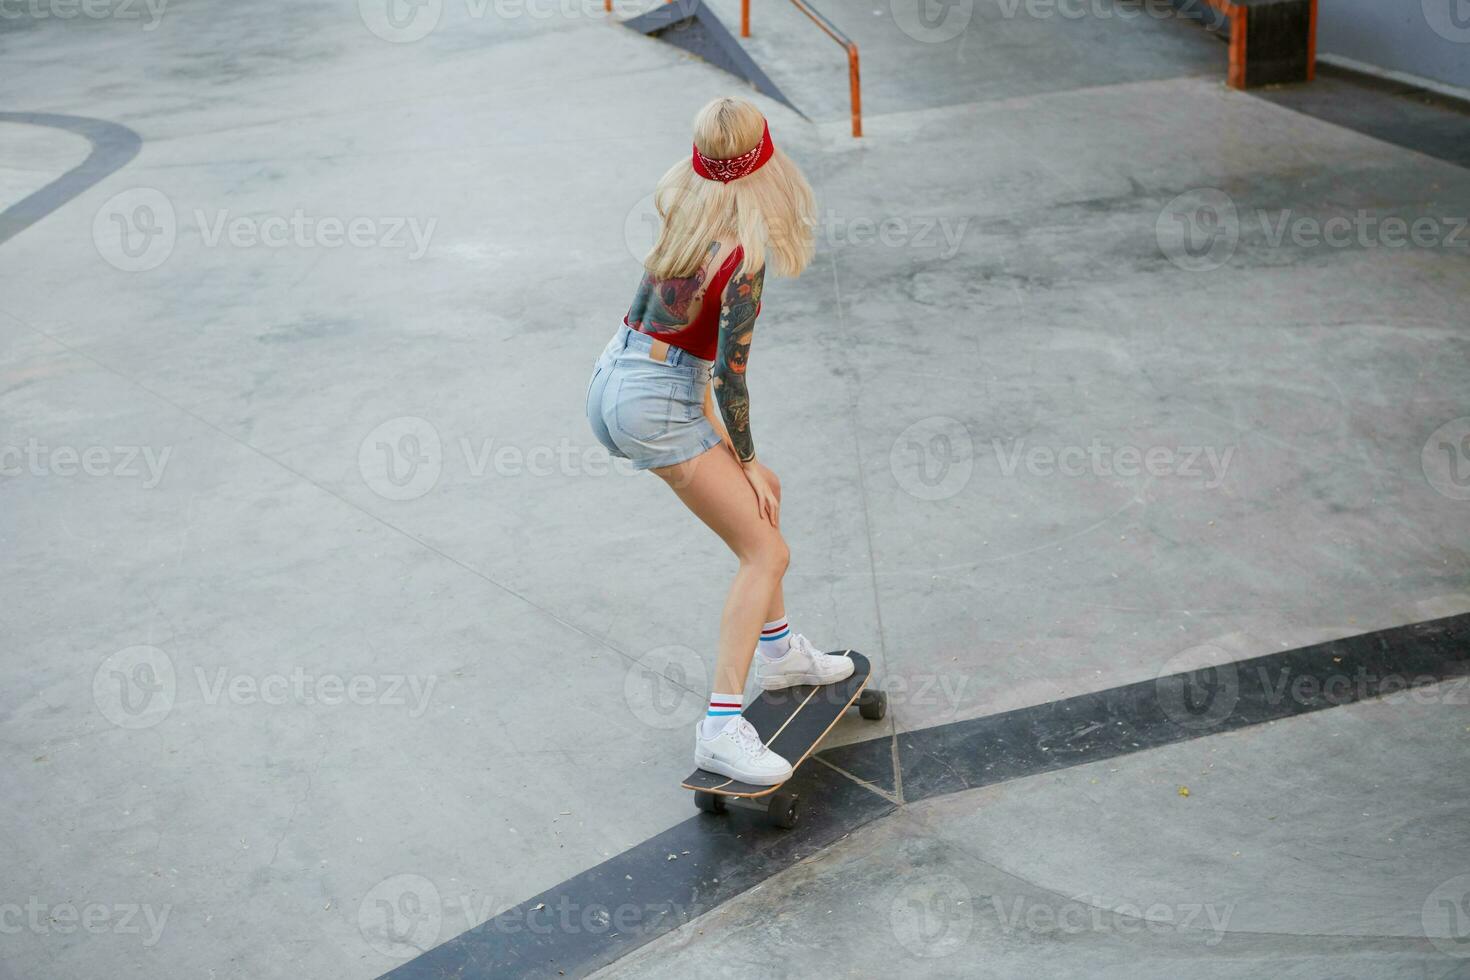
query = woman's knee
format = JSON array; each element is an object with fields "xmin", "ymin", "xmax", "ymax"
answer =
[{"xmin": 745, "ymin": 535, "xmax": 790, "ymax": 578}]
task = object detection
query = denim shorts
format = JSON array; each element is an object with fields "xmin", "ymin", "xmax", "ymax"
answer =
[{"xmin": 586, "ymin": 324, "xmax": 724, "ymax": 471}]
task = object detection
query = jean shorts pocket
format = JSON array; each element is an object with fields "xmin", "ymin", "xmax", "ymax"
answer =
[
  {"xmin": 672, "ymin": 378, "xmax": 704, "ymax": 424},
  {"xmin": 613, "ymin": 375, "xmax": 677, "ymax": 441}
]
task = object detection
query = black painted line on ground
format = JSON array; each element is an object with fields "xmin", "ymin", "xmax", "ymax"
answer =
[
  {"xmin": 887, "ymin": 612, "xmax": 1470, "ymax": 802},
  {"xmin": 382, "ymin": 612, "xmax": 1470, "ymax": 980},
  {"xmin": 1250, "ymin": 63, "xmax": 1470, "ymax": 170},
  {"xmin": 0, "ymin": 112, "xmax": 142, "ymax": 246}
]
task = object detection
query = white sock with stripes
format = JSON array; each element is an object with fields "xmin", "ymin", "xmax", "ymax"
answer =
[
  {"xmin": 700, "ymin": 692, "xmax": 743, "ymax": 738},
  {"xmin": 757, "ymin": 617, "xmax": 792, "ymax": 660}
]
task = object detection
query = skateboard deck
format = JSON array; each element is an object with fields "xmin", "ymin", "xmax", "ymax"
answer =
[{"xmin": 682, "ymin": 650, "xmax": 875, "ymax": 799}]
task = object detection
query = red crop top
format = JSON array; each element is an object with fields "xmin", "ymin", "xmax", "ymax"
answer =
[{"xmin": 624, "ymin": 245, "xmax": 758, "ymax": 362}]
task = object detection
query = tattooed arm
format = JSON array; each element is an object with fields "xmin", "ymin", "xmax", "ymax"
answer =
[{"xmin": 711, "ymin": 263, "xmax": 765, "ymax": 464}]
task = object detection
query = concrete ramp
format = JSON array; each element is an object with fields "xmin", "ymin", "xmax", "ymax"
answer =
[{"xmin": 623, "ymin": 0, "xmax": 802, "ymax": 116}]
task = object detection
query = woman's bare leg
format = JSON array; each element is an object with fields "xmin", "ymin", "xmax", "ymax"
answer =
[
  {"xmin": 758, "ymin": 465, "xmax": 785, "ymax": 623},
  {"xmin": 652, "ymin": 445, "xmax": 789, "ymax": 695},
  {"xmin": 765, "ymin": 584, "xmax": 785, "ymax": 625}
]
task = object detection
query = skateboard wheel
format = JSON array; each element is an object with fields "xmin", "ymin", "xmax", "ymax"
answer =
[
  {"xmin": 767, "ymin": 790, "xmax": 799, "ymax": 829},
  {"xmin": 693, "ymin": 791, "xmax": 727, "ymax": 815},
  {"xmin": 858, "ymin": 689, "xmax": 888, "ymax": 721}
]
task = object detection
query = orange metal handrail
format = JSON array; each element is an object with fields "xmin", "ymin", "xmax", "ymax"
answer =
[{"xmin": 743, "ymin": 0, "xmax": 861, "ymax": 137}]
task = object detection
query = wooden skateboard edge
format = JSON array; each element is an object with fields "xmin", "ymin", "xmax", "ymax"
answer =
[{"xmin": 682, "ymin": 668, "xmax": 872, "ymax": 800}]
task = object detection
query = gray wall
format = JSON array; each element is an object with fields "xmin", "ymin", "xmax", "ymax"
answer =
[{"xmin": 1318, "ymin": 0, "xmax": 1470, "ymax": 92}]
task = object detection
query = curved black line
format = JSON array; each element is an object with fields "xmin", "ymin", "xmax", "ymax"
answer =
[
  {"xmin": 0, "ymin": 112, "xmax": 142, "ymax": 246},
  {"xmin": 380, "ymin": 612, "xmax": 1470, "ymax": 980}
]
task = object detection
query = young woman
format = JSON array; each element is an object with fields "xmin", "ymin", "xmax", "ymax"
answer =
[{"xmin": 586, "ymin": 97, "xmax": 853, "ymax": 785}]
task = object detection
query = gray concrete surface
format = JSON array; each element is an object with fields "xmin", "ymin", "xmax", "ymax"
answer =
[
  {"xmin": 1, "ymin": 0, "xmax": 1468, "ymax": 977},
  {"xmin": 597, "ymin": 684, "xmax": 1470, "ymax": 979}
]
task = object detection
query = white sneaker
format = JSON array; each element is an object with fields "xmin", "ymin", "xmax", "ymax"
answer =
[
  {"xmin": 755, "ymin": 633, "xmax": 855, "ymax": 690},
  {"xmin": 693, "ymin": 716, "xmax": 794, "ymax": 785}
]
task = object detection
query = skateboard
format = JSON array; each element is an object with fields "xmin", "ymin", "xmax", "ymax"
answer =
[{"xmin": 681, "ymin": 650, "xmax": 886, "ymax": 829}]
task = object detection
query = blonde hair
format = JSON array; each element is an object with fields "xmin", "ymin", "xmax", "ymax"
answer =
[{"xmin": 644, "ymin": 97, "xmax": 816, "ymax": 280}]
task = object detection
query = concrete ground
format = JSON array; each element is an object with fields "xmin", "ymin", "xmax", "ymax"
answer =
[
  {"xmin": 597, "ymin": 685, "xmax": 1470, "ymax": 980},
  {"xmin": 1, "ymin": 0, "xmax": 1467, "ymax": 978}
]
